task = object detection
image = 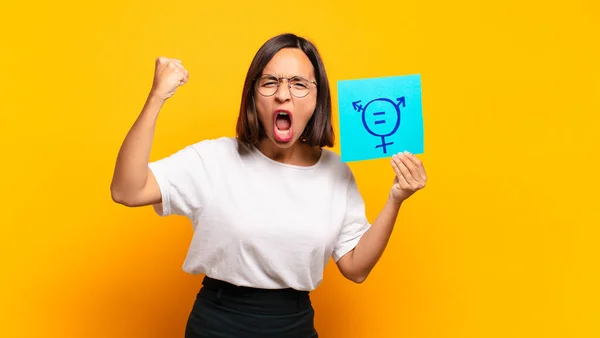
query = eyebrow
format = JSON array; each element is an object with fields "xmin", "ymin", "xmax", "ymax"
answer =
[{"xmin": 261, "ymin": 73, "xmax": 312, "ymax": 80}]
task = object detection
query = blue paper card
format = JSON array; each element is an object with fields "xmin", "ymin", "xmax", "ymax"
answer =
[{"xmin": 337, "ymin": 74, "xmax": 424, "ymax": 162}]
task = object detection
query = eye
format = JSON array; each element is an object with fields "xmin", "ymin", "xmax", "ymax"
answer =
[
  {"xmin": 291, "ymin": 80, "xmax": 309, "ymax": 89},
  {"xmin": 259, "ymin": 76, "xmax": 279, "ymax": 87}
]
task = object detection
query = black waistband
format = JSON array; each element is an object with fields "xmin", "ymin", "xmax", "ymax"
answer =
[
  {"xmin": 199, "ymin": 276, "xmax": 312, "ymax": 315},
  {"xmin": 202, "ymin": 276, "xmax": 308, "ymax": 298},
  {"xmin": 198, "ymin": 277, "xmax": 312, "ymax": 315}
]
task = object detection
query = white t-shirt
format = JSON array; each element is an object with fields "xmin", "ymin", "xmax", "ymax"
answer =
[{"xmin": 148, "ymin": 136, "xmax": 371, "ymax": 291}]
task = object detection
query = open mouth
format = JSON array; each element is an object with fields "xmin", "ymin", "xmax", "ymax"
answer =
[{"xmin": 273, "ymin": 110, "xmax": 293, "ymax": 142}]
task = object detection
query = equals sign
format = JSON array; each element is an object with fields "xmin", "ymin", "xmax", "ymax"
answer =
[{"xmin": 373, "ymin": 111, "xmax": 386, "ymax": 124}]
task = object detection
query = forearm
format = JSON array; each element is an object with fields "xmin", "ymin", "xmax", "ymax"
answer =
[
  {"xmin": 347, "ymin": 196, "xmax": 402, "ymax": 280},
  {"xmin": 110, "ymin": 94, "xmax": 164, "ymax": 199}
]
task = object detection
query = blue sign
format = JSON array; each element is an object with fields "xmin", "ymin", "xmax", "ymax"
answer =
[{"xmin": 337, "ymin": 74, "xmax": 424, "ymax": 162}]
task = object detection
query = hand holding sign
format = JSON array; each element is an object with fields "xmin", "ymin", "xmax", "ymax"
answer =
[
  {"xmin": 389, "ymin": 151, "xmax": 427, "ymax": 203},
  {"xmin": 337, "ymin": 74, "xmax": 424, "ymax": 162}
]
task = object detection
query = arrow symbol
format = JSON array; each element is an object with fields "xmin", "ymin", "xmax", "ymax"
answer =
[
  {"xmin": 352, "ymin": 100, "xmax": 364, "ymax": 112},
  {"xmin": 396, "ymin": 97, "xmax": 406, "ymax": 107}
]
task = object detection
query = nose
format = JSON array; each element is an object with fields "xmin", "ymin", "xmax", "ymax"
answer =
[{"xmin": 275, "ymin": 79, "xmax": 291, "ymax": 102}]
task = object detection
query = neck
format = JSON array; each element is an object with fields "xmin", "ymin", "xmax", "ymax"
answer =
[{"xmin": 256, "ymin": 138, "xmax": 321, "ymax": 167}]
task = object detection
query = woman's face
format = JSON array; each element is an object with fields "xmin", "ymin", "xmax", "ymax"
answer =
[{"xmin": 254, "ymin": 47, "xmax": 318, "ymax": 148}]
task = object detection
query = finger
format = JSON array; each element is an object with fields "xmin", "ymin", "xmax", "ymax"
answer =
[
  {"xmin": 172, "ymin": 66, "xmax": 189, "ymax": 84},
  {"xmin": 396, "ymin": 153, "xmax": 419, "ymax": 183},
  {"xmin": 178, "ymin": 75, "xmax": 188, "ymax": 86},
  {"xmin": 173, "ymin": 63, "xmax": 189, "ymax": 81},
  {"xmin": 171, "ymin": 61, "xmax": 187, "ymax": 73},
  {"xmin": 391, "ymin": 159, "xmax": 410, "ymax": 187},
  {"xmin": 403, "ymin": 151, "xmax": 421, "ymax": 168},
  {"xmin": 392, "ymin": 154, "xmax": 418, "ymax": 186},
  {"xmin": 390, "ymin": 156, "xmax": 402, "ymax": 178},
  {"xmin": 404, "ymin": 152, "xmax": 427, "ymax": 181},
  {"xmin": 168, "ymin": 60, "xmax": 184, "ymax": 69}
]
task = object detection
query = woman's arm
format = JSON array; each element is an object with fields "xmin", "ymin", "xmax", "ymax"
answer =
[
  {"xmin": 336, "ymin": 151, "xmax": 427, "ymax": 283},
  {"xmin": 110, "ymin": 57, "xmax": 189, "ymax": 207}
]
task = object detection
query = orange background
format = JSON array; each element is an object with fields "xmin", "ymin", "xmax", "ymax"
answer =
[{"xmin": 2, "ymin": 0, "xmax": 599, "ymax": 337}]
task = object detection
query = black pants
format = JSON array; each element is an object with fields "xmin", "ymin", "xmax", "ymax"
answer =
[{"xmin": 185, "ymin": 276, "xmax": 319, "ymax": 338}]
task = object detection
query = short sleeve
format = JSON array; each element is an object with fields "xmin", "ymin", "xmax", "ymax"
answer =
[
  {"xmin": 332, "ymin": 170, "xmax": 371, "ymax": 262},
  {"xmin": 148, "ymin": 139, "xmax": 223, "ymax": 218}
]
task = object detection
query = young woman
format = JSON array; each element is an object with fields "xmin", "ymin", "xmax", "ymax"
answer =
[{"xmin": 110, "ymin": 33, "xmax": 427, "ymax": 338}]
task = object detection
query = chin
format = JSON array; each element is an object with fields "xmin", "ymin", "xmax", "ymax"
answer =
[{"xmin": 268, "ymin": 132, "xmax": 299, "ymax": 148}]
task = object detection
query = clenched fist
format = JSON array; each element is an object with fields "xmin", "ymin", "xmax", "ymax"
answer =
[{"xmin": 150, "ymin": 56, "xmax": 189, "ymax": 101}]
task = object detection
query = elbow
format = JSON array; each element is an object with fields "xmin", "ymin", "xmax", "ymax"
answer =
[
  {"xmin": 110, "ymin": 188, "xmax": 126, "ymax": 205},
  {"xmin": 349, "ymin": 273, "xmax": 368, "ymax": 284},
  {"xmin": 341, "ymin": 269, "xmax": 369, "ymax": 284},
  {"xmin": 337, "ymin": 252, "xmax": 371, "ymax": 284},
  {"xmin": 110, "ymin": 184, "xmax": 132, "ymax": 206}
]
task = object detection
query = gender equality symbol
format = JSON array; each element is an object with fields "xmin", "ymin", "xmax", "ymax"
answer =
[{"xmin": 351, "ymin": 96, "xmax": 406, "ymax": 154}]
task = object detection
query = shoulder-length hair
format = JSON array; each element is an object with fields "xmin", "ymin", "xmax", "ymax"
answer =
[{"xmin": 235, "ymin": 33, "xmax": 334, "ymax": 148}]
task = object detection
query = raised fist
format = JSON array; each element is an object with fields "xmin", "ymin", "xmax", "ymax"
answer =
[{"xmin": 150, "ymin": 56, "xmax": 189, "ymax": 101}]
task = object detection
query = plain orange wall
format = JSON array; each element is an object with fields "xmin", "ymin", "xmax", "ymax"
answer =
[{"xmin": 2, "ymin": 0, "xmax": 599, "ymax": 337}]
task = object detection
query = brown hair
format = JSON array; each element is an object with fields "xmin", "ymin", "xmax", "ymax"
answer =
[{"xmin": 236, "ymin": 33, "xmax": 334, "ymax": 148}]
